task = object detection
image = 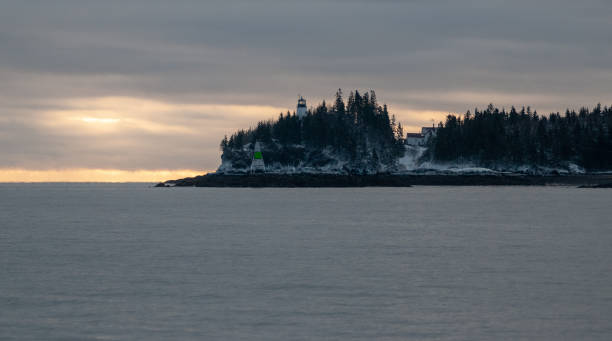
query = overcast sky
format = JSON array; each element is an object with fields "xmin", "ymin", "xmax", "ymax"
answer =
[{"xmin": 1, "ymin": 0, "xmax": 611, "ymax": 180}]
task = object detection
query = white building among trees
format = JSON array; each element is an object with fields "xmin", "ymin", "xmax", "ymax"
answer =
[{"xmin": 405, "ymin": 126, "xmax": 438, "ymax": 146}]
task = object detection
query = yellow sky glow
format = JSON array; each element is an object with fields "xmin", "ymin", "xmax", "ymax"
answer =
[
  {"xmin": 80, "ymin": 117, "xmax": 121, "ymax": 124},
  {"xmin": 39, "ymin": 96, "xmax": 289, "ymax": 135},
  {"xmin": 0, "ymin": 168, "xmax": 206, "ymax": 183}
]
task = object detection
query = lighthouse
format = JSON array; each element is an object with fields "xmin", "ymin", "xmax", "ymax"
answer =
[
  {"xmin": 250, "ymin": 141, "xmax": 266, "ymax": 173},
  {"xmin": 297, "ymin": 96, "xmax": 307, "ymax": 119}
]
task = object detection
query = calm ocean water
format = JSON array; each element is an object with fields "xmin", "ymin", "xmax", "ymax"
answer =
[{"xmin": 1, "ymin": 184, "xmax": 612, "ymax": 340}]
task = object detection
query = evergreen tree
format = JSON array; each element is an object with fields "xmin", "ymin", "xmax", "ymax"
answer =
[
  {"xmin": 396, "ymin": 122, "xmax": 404, "ymax": 142},
  {"xmin": 220, "ymin": 135, "xmax": 228, "ymax": 151},
  {"xmin": 334, "ymin": 89, "xmax": 345, "ymax": 114}
]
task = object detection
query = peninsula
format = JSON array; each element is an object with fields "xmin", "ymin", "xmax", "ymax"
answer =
[{"xmin": 160, "ymin": 90, "xmax": 612, "ymax": 187}]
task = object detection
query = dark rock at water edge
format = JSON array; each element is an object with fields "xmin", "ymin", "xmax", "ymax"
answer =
[
  {"xmin": 161, "ymin": 173, "xmax": 612, "ymax": 187},
  {"xmin": 168, "ymin": 174, "xmax": 413, "ymax": 187},
  {"xmin": 577, "ymin": 182, "xmax": 612, "ymax": 188}
]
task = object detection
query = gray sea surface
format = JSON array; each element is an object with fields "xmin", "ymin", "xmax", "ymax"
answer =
[{"xmin": 1, "ymin": 184, "xmax": 612, "ymax": 340}]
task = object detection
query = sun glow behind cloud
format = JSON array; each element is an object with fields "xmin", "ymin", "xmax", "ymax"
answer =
[
  {"xmin": 41, "ymin": 96, "xmax": 288, "ymax": 135},
  {"xmin": 80, "ymin": 117, "xmax": 121, "ymax": 124}
]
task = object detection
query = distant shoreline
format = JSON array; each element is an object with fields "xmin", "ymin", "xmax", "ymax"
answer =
[{"xmin": 158, "ymin": 173, "xmax": 612, "ymax": 188}]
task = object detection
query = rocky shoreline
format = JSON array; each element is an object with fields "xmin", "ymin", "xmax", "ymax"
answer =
[{"xmin": 157, "ymin": 173, "xmax": 612, "ymax": 188}]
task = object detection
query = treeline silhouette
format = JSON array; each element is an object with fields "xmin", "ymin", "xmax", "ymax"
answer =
[
  {"xmin": 432, "ymin": 104, "xmax": 612, "ymax": 170},
  {"xmin": 220, "ymin": 89, "xmax": 405, "ymax": 168}
]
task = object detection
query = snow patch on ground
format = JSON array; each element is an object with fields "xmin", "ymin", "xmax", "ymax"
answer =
[
  {"xmin": 402, "ymin": 162, "xmax": 501, "ymax": 175},
  {"xmin": 568, "ymin": 163, "xmax": 586, "ymax": 174},
  {"xmin": 397, "ymin": 146, "xmax": 499, "ymax": 174},
  {"xmin": 398, "ymin": 145, "xmax": 427, "ymax": 170},
  {"xmin": 264, "ymin": 161, "xmax": 348, "ymax": 174}
]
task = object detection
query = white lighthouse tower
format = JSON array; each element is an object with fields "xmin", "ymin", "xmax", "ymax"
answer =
[
  {"xmin": 297, "ymin": 96, "xmax": 307, "ymax": 119},
  {"xmin": 250, "ymin": 141, "xmax": 266, "ymax": 173}
]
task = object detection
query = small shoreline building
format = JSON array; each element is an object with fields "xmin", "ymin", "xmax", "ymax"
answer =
[
  {"xmin": 405, "ymin": 133, "xmax": 426, "ymax": 146},
  {"xmin": 405, "ymin": 126, "xmax": 438, "ymax": 146}
]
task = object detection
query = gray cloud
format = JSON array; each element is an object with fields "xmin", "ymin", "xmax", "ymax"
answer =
[{"xmin": 1, "ymin": 0, "xmax": 611, "ymax": 171}]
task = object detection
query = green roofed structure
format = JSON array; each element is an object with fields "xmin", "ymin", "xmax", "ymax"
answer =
[{"xmin": 250, "ymin": 141, "xmax": 266, "ymax": 173}]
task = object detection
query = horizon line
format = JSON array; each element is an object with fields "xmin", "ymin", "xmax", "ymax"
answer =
[{"xmin": 0, "ymin": 168, "xmax": 209, "ymax": 183}]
